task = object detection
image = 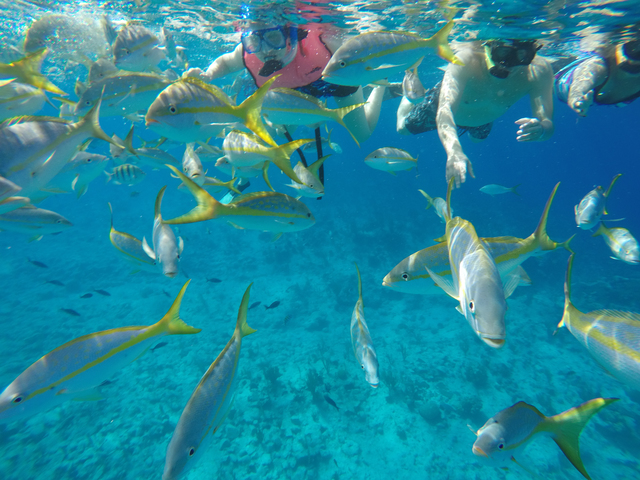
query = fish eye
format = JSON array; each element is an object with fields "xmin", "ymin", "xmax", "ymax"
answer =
[
  {"xmin": 85, "ymin": 100, "xmax": 91, "ymax": 105},
  {"xmin": 188, "ymin": 447, "xmax": 196, "ymax": 456},
  {"xmin": 498, "ymin": 444, "xmax": 504, "ymax": 449},
  {"xmin": 339, "ymin": 60, "xmax": 346, "ymax": 67},
  {"xmin": 12, "ymin": 395, "xmax": 23, "ymax": 404},
  {"xmin": 307, "ymin": 213, "xmax": 311, "ymax": 217},
  {"xmin": 469, "ymin": 301, "xmax": 475, "ymax": 312},
  {"xmin": 168, "ymin": 105, "xmax": 177, "ymax": 114},
  {"xmin": 401, "ymin": 272, "xmax": 409, "ymax": 280},
  {"xmin": 361, "ymin": 364, "xmax": 365, "ymax": 370}
]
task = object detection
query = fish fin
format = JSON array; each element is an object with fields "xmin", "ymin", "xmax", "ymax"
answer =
[
  {"xmin": 445, "ymin": 177, "xmax": 454, "ymax": 222},
  {"xmin": 556, "ymin": 254, "xmax": 576, "ymax": 335},
  {"xmin": 546, "ymin": 398, "xmax": 619, "ymax": 480},
  {"xmin": 79, "ymin": 98, "xmax": 123, "ymax": 148},
  {"xmin": 603, "ymin": 174, "xmax": 622, "ymax": 207},
  {"xmin": 7, "ymin": 49, "xmax": 67, "ymax": 95},
  {"xmin": 236, "ymin": 283, "xmax": 257, "ymax": 337},
  {"xmin": 561, "ymin": 234, "xmax": 576, "ymax": 254},
  {"xmin": 511, "ymin": 183, "xmax": 521, "ymax": 196},
  {"xmin": 354, "ymin": 262, "xmax": 363, "ymax": 306},
  {"xmin": 387, "ymin": 170, "xmax": 396, "ymax": 176},
  {"xmin": 227, "ymin": 221, "xmax": 244, "ymax": 230},
  {"xmin": 610, "ymin": 256, "xmax": 619, "ymax": 261},
  {"xmin": 163, "ymin": 165, "xmax": 220, "ymax": 224},
  {"xmin": 330, "ymin": 102, "xmax": 365, "ymax": 146},
  {"xmin": 592, "ymin": 223, "xmax": 607, "ymax": 238},
  {"xmin": 71, "ymin": 388, "xmax": 105, "ymax": 402},
  {"xmin": 271, "ymin": 232, "xmax": 283, "ymax": 242},
  {"xmin": 124, "ymin": 125, "xmax": 138, "ymax": 157},
  {"xmin": 178, "ymin": 236, "xmax": 184, "ymax": 254},
  {"xmin": 532, "ymin": 182, "xmax": 561, "ymax": 252},
  {"xmin": 433, "ymin": 235, "xmax": 447, "ymax": 243},
  {"xmin": 29, "ymin": 235, "xmax": 44, "ymax": 242},
  {"xmin": 418, "ymin": 189, "xmax": 434, "ymax": 209},
  {"xmin": 455, "ymin": 305, "xmax": 463, "ymax": 315},
  {"xmin": 262, "ymin": 162, "xmax": 275, "ymax": 192},
  {"xmin": 154, "ymin": 186, "xmax": 166, "ymax": 221},
  {"xmin": 426, "ymin": 20, "xmax": 464, "ymax": 66},
  {"xmin": 425, "ymin": 266, "xmax": 457, "ymax": 299},
  {"xmin": 271, "ymin": 138, "xmax": 314, "ymax": 184},
  {"xmin": 142, "ymin": 236, "xmax": 155, "ymax": 259},
  {"xmin": 366, "ymin": 63, "xmax": 404, "ymax": 71},
  {"xmin": 502, "ymin": 268, "xmax": 522, "ymax": 299},
  {"xmin": 156, "ymin": 280, "xmax": 201, "ymax": 335},
  {"xmin": 233, "ymin": 75, "xmax": 279, "ymax": 147},
  {"xmin": 307, "ymin": 155, "xmax": 330, "ymax": 176}
]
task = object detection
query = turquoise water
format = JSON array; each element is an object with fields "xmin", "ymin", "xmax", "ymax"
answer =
[{"xmin": 2, "ymin": 2, "xmax": 640, "ymax": 479}]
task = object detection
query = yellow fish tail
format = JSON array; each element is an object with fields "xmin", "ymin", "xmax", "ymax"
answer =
[
  {"xmin": 234, "ymin": 76, "xmax": 279, "ymax": 147},
  {"xmin": 155, "ymin": 186, "xmax": 167, "ymax": 221},
  {"xmin": 592, "ymin": 222, "xmax": 608, "ymax": 239},
  {"xmin": 156, "ymin": 280, "xmax": 202, "ymax": 335},
  {"xmin": 444, "ymin": 177, "xmax": 454, "ymax": 222},
  {"xmin": 533, "ymin": 182, "xmax": 560, "ymax": 252},
  {"xmin": 331, "ymin": 102, "xmax": 366, "ymax": 146},
  {"xmin": 0, "ymin": 49, "xmax": 67, "ymax": 95},
  {"xmin": 562, "ymin": 234, "xmax": 576, "ymax": 254},
  {"xmin": 271, "ymin": 138, "xmax": 314, "ymax": 184},
  {"xmin": 223, "ymin": 177, "xmax": 241, "ymax": 195},
  {"xmin": 418, "ymin": 189, "xmax": 434, "ymax": 210},
  {"xmin": 163, "ymin": 165, "xmax": 221, "ymax": 224},
  {"xmin": 426, "ymin": 21, "xmax": 464, "ymax": 66},
  {"xmin": 236, "ymin": 283, "xmax": 257, "ymax": 338},
  {"xmin": 308, "ymin": 154, "xmax": 330, "ymax": 177},
  {"xmin": 78, "ymin": 99, "xmax": 123, "ymax": 148},
  {"xmin": 557, "ymin": 253, "xmax": 580, "ymax": 334},
  {"xmin": 545, "ymin": 397, "xmax": 619, "ymax": 480},
  {"xmin": 123, "ymin": 125, "xmax": 138, "ymax": 157}
]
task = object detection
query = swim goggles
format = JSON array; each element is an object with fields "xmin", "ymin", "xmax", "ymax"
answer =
[
  {"xmin": 484, "ymin": 40, "xmax": 541, "ymax": 79},
  {"xmin": 241, "ymin": 26, "xmax": 287, "ymax": 54}
]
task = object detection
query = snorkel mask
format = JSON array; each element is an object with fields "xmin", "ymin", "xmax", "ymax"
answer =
[
  {"xmin": 484, "ymin": 40, "xmax": 541, "ymax": 79},
  {"xmin": 616, "ymin": 40, "xmax": 640, "ymax": 74},
  {"xmin": 241, "ymin": 25, "xmax": 299, "ymax": 76}
]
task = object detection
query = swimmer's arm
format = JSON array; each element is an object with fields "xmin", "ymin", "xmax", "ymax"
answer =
[
  {"xmin": 436, "ymin": 61, "xmax": 475, "ymax": 186},
  {"xmin": 522, "ymin": 60, "xmax": 554, "ymax": 141},
  {"xmin": 184, "ymin": 44, "xmax": 244, "ymax": 82},
  {"xmin": 567, "ymin": 56, "xmax": 607, "ymax": 116}
]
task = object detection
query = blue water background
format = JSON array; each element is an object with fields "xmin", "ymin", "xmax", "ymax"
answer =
[{"xmin": 1, "ymin": 6, "xmax": 640, "ymax": 480}]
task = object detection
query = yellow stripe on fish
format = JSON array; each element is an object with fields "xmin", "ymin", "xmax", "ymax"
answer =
[
  {"xmin": 162, "ymin": 284, "xmax": 256, "ymax": 480},
  {"xmin": 556, "ymin": 254, "xmax": 640, "ymax": 390},
  {"xmin": 0, "ymin": 281, "xmax": 200, "ymax": 422}
]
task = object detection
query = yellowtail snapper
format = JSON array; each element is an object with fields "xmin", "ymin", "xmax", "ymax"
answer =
[
  {"xmin": 574, "ymin": 173, "xmax": 622, "ymax": 230},
  {"xmin": 351, "ymin": 263, "xmax": 379, "ymax": 388},
  {"xmin": 0, "ymin": 281, "xmax": 200, "ymax": 423},
  {"xmin": 162, "ymin": 284, "xmax": 256, "ymax": 480}
]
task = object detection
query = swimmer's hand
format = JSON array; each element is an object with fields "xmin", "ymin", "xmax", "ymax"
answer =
[
  {"xmin": 182, "ymin": 67, "xmax": 211, "ymax": 82},
  {"xmin": 446, "ymin": 152, "xmax": 475, "ymax": 188},
  {"xmin": 570, "ymin": 90, "xmax": 593, "ymax": 117},
  {"xmin": 515, "ymin": 118, "xmax": 546, "ymax": 142}
]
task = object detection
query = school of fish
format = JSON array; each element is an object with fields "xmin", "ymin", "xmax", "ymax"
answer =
[{"xmin": 0, "ymin": 10, "xmax": 638, "ymax": 480}]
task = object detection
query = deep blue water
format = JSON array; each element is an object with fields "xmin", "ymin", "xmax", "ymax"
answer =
[{"xmin": 1, "ymin": 3, "xmax": 640, "ymax": 480}]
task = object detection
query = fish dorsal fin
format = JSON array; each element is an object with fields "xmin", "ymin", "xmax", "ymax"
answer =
[
  {"xmin": 603, "ymin": 173, "xmax": 622, "ymax": 200},
  {"xmin": 271, "ymin": 87, "xmax": 324, "ymax": 107},
  {"xmin": 308, "ymin": 155, "xmax": 330, "ymax": 176},
  {"xmin": 230, "ymin": 191, "xmax": 279, "ymax": 204},
  {"xmin": 180, "ymin": 76, "xmax": 234, "ymax": 104},
  {"xmin": 354, "ymin": 262, "xmax": 363, "ymax": 306},
  {"xmin": 445, "ymin": 177, "xmax": 454, "ymax": 222},
  {"xmin": 533, "ymin": 182, "xmax": 560, "ymax": 251}
]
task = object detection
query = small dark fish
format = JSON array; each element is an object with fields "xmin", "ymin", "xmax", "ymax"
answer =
[
  {"xmin": 162, "ymin": 290, "xmax": 171, "ymax": 298},
  {"xmin": 28, "ymin": 258, "xmax": 48, "ymax": 268},
  {"xmin": 80, "ymin": 293, "xmax": 93, "ymax": 299},
  {"xmin": 130, "ymin": 191, "xmax": 140, "ymax": 197},
  {"xmin": 324, "ymin": 394, "xmax": 339, "ymax": 411},
  {"xmin": 94, "ymin": 289, "xmax": 111, "ymax": 296},
  {"xmin": 248, "ymin": 301, "xmax": 261, "ymax": 310},
  {"xmin": 100, "ymin": 380, "xmax": 113, "ymax": 387},
  {"xmin": 151, "ymin": 341, "xmax": 168, "ymax": 352},
  {"xmin": 206, "ymin": 277, "xmax": 222, "ymax": 283},
  {"xmin": 60, "ymin": 308, "xmax": 81, "ymax": 317},
  {"xmin": 264, "ymin": 301, "xmax": 280, "ymax": 310},
  {"xmin": 45, "ymin": 280, "xmax": 65, "ymax": 286}
]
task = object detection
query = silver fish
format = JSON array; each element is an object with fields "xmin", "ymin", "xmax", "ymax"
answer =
[
  {"xmin": 0, "ymin": 81, "xmax": 48, "ymax": 121},
  {"xmin": 162, "ymin": 284, "xmax": 256, "ymax": 480},
  {"xmin": 285, "ymin": 156, "xmax": 329, "ymax": 198},
  {"xmin": 44, "ymin": 151, "xmax": 109, "ymax": 198},
  {"xmin": 402, "ymin": 67, "xmax": 426, "ymax": 103},
  {"xmin": 113, "ymin": 24, "xmax": 166, "ymax": 72},
  {"xmin": 419, "ymin": 189, "xmax": 450, "ymax": 223},
  {"xmin": 0, "ymin": 281, "xmax": 200, "ymax": 423},
  {"xmin": 593, "ymin": 222, "xmax": 639, "ymax": 264},
  {"xmin": 0, "ymin": 205, "xmax": 72, "ymax": 238},
  {"xmin": 108, "ymin": 202, "xmax": 157, "ymax": 273},
  {"xmin": 351, "ymin": 263, "xmax": 379, "ymax": 388},
  {"xmin": 181, "ymin": 143, "xmax": 205, "ymax": 186},
  {"xmin": 575, "ymin": 174, "xmax": 622, "ymax": 230},
  {"xmin": 426, "ymin": 180, "xmax": 507, "ymax": 348},
  {"xmin": 480, "ymin": 184, "xmax": 521, "ymax": 196},
  {"xmin": 142, "ymin": 186, "xmax": 184, "ymax": 278}
]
